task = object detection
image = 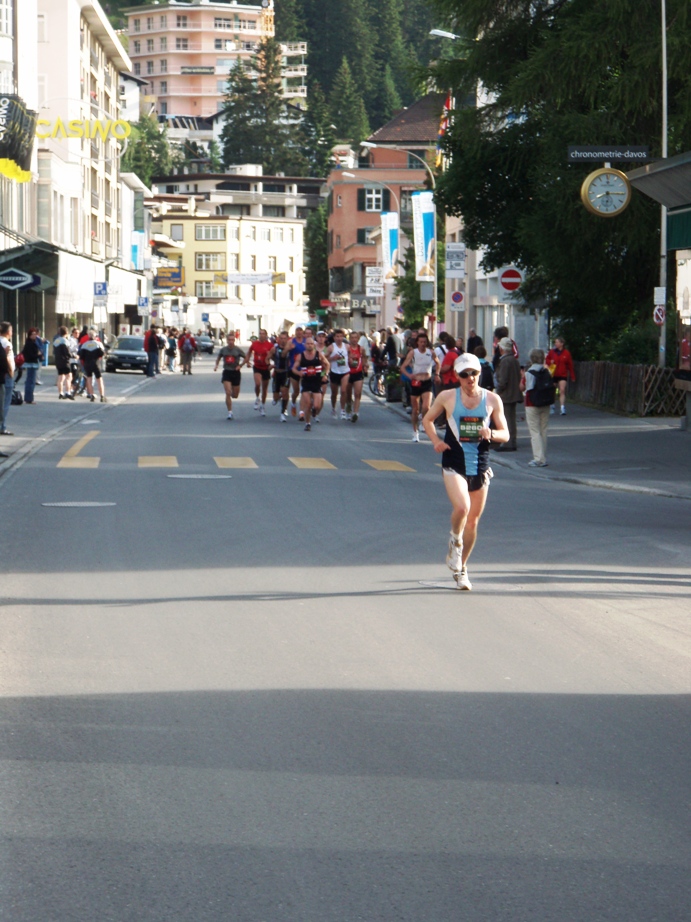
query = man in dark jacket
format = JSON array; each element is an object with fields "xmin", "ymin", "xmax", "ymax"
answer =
[{"xmin": 494, "ymin": 337, "xmax": 521, "ymax": 451}]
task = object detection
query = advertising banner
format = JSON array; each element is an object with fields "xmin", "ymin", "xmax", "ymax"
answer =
[
  {"xmin": 154, "ymin": 267, "xmax": 184, "ymax": 289},
  {"xmin": 412, "ymin": 191, "xmax": 436, "ymax": 281},
  {"xmin": 380, "ymin": 211, "xmax": 399, "ymax": 283},
  {"xmin": 0, "ymin": 95, "xmax": 38, "ymax": 183}
]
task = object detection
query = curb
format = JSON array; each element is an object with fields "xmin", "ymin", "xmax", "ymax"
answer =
[{"xmin": 367, "ymin": 392, "xmax": 691, "ymax": 502}]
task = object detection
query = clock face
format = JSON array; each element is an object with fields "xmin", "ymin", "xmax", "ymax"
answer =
[{"xmin": 581, "ymin": 168, "xmax": 631, "ymax": 217}]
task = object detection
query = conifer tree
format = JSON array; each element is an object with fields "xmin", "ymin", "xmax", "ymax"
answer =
[
  {"xmin": 305, "ymin": 202, "xmax": 329, "ymax": 312},
  {"xmin": 329, "ymin": 58, "xmax": 370, "ymax": 147},
  {"xmin": 220, "ymin": 39, "xmax": 308, "ymax": 175},
  {"xmin": 274, "ymin": 0, "xmax": 306, "ymax": 43},
  {"xmin": 371, "ymin": 64, "xmax": 402, "ymax": 130},
  {"xmin": 303, "ymin": 81, "xmax": 336, "ymax": 177},
  {"xmin": 121, "ymin": 113, "xmax": 172, "ymax": 186}
]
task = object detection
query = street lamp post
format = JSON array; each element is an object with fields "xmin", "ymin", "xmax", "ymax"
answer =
[
  {"xmin": 360, "ymin": 141, "xmax": 438, "ymax": 328},
  {"xmin": 659, "ymin": 0, "xmax": 668, "ymax": 368}
]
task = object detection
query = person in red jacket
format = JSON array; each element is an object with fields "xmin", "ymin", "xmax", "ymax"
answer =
[
  {"xmin": 545, "ymin": 336, "xmax": 576, "ymax": 416},
  {"xmin": 178, "ymin": 329, "xmax": 197, "ymax": 375}
]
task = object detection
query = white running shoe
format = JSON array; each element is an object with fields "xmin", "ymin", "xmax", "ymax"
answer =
[
  {"xmin": 260, "ymin": 406, "xmax": 265, "ymax": 416},
  {"xmin": 280, "ymin": 412, "xmax": 287, "ymax": 422},
  {"xmin": 254, "ymin": 398, "xmax": 260, "ymax": 410},
  {"xmin": 412, "ymin": 431, "xmax": 419, "ymax": 442},
  {"xmin": 331, "ymin": 408, "xmax": 337, "ymax": 418},
  {"xmin": 272, "ymin": 399, "xmax": 278, "ymax": 406},
  {"xmin": 314, "ymin": 414, "xmax": 320, "ymax": 423},
  {"xmin": 227, "ymin": 411, "xmax": 233, "ymax": 420},
  {"xmin": 341, "ymin": 411, "xmax": 347, "ymax": 420},
  {"xmin": 560, "ymin": 407, "xmax": 566, "ymax": 415},
  {"xmin": 446, "ymin": 534, "xmax": 463, "ymax": 572},
  {"xmin": 454, "ymin": 567, "xmax": 472, "ymax": 591},
  {"xmin": 299, "ymin": 410, "xmax": 305, "ymax": 421}
]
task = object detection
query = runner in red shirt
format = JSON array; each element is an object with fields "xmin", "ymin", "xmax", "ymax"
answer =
[
  {"xmin": 247, "ymin": 329, "xmax": 273, "ymax": 416},
  {"xmin": 345, "ymin": 330, "xmax": 368, "ymax": 423}
]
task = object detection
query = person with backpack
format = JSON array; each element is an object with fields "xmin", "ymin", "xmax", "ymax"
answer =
[
  {"xmin": 522, "ymin": 348, "xmax": 555, "ymax": 467},
  {"xmin": 178, "ymin": 329, "xmax": 197, "ymax": 375},
  {"xmin": 474, "ymin": 345, "xmax": 495, "ymax": 391}
]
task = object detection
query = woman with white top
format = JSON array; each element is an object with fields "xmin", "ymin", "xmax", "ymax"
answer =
[{"xmin": 400, "ymin": 332, "xmax": 440, "ymax": 441}]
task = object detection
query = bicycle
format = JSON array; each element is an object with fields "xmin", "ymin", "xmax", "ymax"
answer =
[{"xmin": 368, "ymin": 364, "xmax": 387, "ymax": 397}]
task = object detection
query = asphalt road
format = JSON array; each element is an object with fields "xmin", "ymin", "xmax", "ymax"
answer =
[{"xmin": 0, "ymin": 359, "xmax": 689, "ymax": 921}]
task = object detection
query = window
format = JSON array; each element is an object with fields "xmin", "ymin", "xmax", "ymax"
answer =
[
  {"xmin": 176, "ymin": 15, "xmax": 187, "ymax": 28},
  {"xmin": 288, "ymin": 285, "xmax": 294, "ymax": 301},
  {"xmin": 170, "ymin": 224, "xmax": 184, "ymax": 241},
  {"xmin": 407, "ymin": 149, "xmax": 428, "ymax": 170},
  {"xmin": 147, "ymin": 61, "xmax": 154, "ymax": 75},
  {"xmin": 196, "ymin": 281, "xmax": 226, "ymax": 298},
  {"xmin": 335, "ymin": 235, "xmax": 341, "ymax": 249},
  {"xmin": 288, "ymin": 257, "xmax": 294, "ymax": 272},
  {"xmin": 263, "ymin": 205, "xmax": 285, "ymax": 218},
  {"xmin": 250, "ymin": 255, "xmax": 257, "ymax": 271},
  {"xmin": 133, "ymin": 63, "xmax": 141, "ymax": 76},
  {"xmin": 160, "ymin": 37, "xmax": 167, "ymax": 51},
  {"xmin": 228, "ymin": 227, "xmax": 239, "ymax": 240},
  {"xmin": 217, "ymin": 81, "xmax": 226, "ymax": 93},
  {"xmin": 216, "ymin": 58, "xmax": 236, "ymax": 69},
  {"xmin": 274, "ymin": 227, "xmax": 284, "ymax": 242},
  {"xmin": 251, "ymin": 286, "xmax": 257, "ymax": 301},
  {"xmin": 160, "ymin": 60, "xmax": 167, "ymax": 73},
  {"xmin": 160, "ymin": 81, "xmax": 167, "ymax": 95},
  {"xmin": 133, "ymin": 40, "xmax": 140, "ymax": 54},
  {"xmin": 160, "ymin": 102, "xmax": 168, "ymax": 114},
  {"xmin": 268, "ymin": 256, "xmax": 277, "ymax": 271},
  {"xmin": 146, "ymin": 17, "xmax": 154, "ymax": 30},
  {"xmin": 149, "ymin": 80, "xmax": 155, "ymax": 93},
  {"xmin": 133, "ymin": 18, "xmax": 141, "ymax": 33},
  {"xmin": 260, "ymin": 227, "xmax": 271, "ymax": 242},
  {"xmin": 366, "ymin": 188, "xmax": 383, "ymax": 212},
  {"xmin": 160, "ymin": 15, "xmax": 167, "ymax": 28},
  {"xmin": 196, "ymin": 252, "xmax": 226, "ymax": 271},
  {"xmin": 176, "ymin": 37, "xmax": 188, "ymax": 50},
  {"xmin": 38, "ymin": 13, "xmax": 47, "ymax": 42},
  {"xmin": 146, "ymin": 39, "xmax": 154, "ymax": 52},
  {"xmin": 357, "ymin": 228, "xmax": 374, "ymax": 244},
  {"xmin": 214, "ymin": 17, "xmax": 232, "ymax": 30},
  {"xmin": 337, "ymin": 194, "xmax": 342, "ymax": 207},
  {"xmin": 269, "ymin": 285, "xmax": 277, "ymax": 302},
  {"xmin": 400, "ymin": 190, "xmax": 414, "ymax": 214},
  {"xmin": 289, "ymin": 228, "xmax": 295, "ymax": 242},
  {"xmin": 195, "ymin": 224, "xmax": 226, "ymax": 240}
]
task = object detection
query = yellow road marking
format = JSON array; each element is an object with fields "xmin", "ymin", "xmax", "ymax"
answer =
[
  {"xmin": 214, "ymin": 457, "xmax": 258, "ymax": 469},
  {"xmin": 288, "ymin": 457, "xmax": 337, "ymax": 470},
  {"xmin": 363, "ymin": 460, "xmax": 416, "ymax": 472},
  {"xmin": 138, "ymin": 456, "xmax": 179, "ymax": 468},
  {"xmin": 57, "ymin": 430, "xmax": 100, "ymax": 469}
]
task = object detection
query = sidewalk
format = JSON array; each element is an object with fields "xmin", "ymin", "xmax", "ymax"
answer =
[
  {"xmin": 0, "ymin": 369, "xmax": 152, "ymax": 483},
  {"xmin": 374, "ymin": 394, "xmax": 691, "ymax": 501}
]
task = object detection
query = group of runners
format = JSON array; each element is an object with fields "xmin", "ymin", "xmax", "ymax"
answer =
[{"xmin": 214, "ymin": 326, "xmax": 369, "ymax": 430}]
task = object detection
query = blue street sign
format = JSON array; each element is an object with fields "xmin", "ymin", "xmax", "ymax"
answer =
[
  {"xmin": 201, "ymin": 312, "xmax": 209, "ymax": 323},
  {"xmin": 138, "ymin": 296, "xmax": 149, "ymax": 308},
  {"xmin": 94, "ymin": 282, "xmax": 108, "ymax": 297}
]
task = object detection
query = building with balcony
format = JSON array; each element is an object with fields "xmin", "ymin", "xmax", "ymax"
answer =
[{"xmin": 124, "ymin": 1, "xmax": 307, "ymax": 119}]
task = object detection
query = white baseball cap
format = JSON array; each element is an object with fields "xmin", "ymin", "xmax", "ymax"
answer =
[{"xmin": 454, "ymin": 353, "xmax": 482, "ymax": 375}]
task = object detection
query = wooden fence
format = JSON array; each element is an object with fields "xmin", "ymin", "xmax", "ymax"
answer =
[{"xmin": 568, "ymin": 362, "xmax": 686, "ymax": 416}]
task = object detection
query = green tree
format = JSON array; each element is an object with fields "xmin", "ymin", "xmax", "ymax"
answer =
[
  {"xmin": 120, "ymin": 113, "xmax": 172, "ymax": 186},
  {"xmin": 305, "ymin": 202, "xmax": 329, "ymax": 312},
  {"xmin": 220, "ymin": 40, "xmax": 308, "ymax": 175},
  {"xmin": 395, "ymin": 246, "xmax": 428, "ymax": 329},
  {"xmin": 274, "ymin": 0, "xmax": 306, "ymax": 42},
  {"xmin": 303, "ymin": 81, "xmax": 337, "ymax": 177},
  {"xmin": 372, "ymin": 64, "xmax": 402, "ymax": 130},
  {"xmin": 430, "ymin": 0, "xmax": 691, "ymax": 360},
  {"xmin": 329, "ymin": 58, "xmax": 370, "ymax": 147}
]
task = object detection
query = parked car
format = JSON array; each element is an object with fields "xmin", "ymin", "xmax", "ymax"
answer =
[
  {"xmin": 197, "ymin": 334, "xmax": 215, "ymax": 354},
  {"xmin": 105, "ymin": 336, "xmax": 148, "ymax": 374}
]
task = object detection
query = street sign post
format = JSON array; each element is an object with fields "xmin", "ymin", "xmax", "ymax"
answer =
[
  {"xmin": 449, "ymin": 291, "xmax": 465, "ymax": 312},
  {"xmin": 446, "ymin": 242, "xmax": 466, "ymax": 279},
  {"xmin": 654, "ymin": 305, "xmax": 666, "ymax": 326}
]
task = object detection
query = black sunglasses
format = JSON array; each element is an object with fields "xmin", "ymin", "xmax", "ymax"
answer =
[{"xmin": 459, "ymin": 370, "xmax": 479, "ymax": 379}]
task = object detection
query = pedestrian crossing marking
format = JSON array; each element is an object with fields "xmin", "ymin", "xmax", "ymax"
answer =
[
  {"xmin": 363, "ymin": 460, "xmax": 416, "ymax": 472},
  {"xmin": 138, "ymin": 456, "xmax": 179, "ymax": 468},
  {"xmin": 288, "ymin": 457, "xmax": 337, "ymax": 470},
  {"xmin": 214, "ymin": 457, "xmax": 258, "ymax": 469},
  {"xmin": 57, "ymin": 430, "xmax": 100, "ymax": 469}
]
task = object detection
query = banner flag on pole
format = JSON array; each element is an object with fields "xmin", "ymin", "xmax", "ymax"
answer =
[
  {"xmin": 412, "ymin": 191, "xmax": 436, "ymax": 281},
  {"xmin": 380, "ymin": 212, "xmax": 399, "ymax": 282}
]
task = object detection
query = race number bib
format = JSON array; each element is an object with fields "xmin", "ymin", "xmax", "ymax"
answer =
[{"xmin": 458, "ymin": 417, "xmax": 483, "ymax": 441}]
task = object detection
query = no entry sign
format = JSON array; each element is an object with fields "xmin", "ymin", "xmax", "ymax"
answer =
[
  {"xmin": 653, "ymin": 305, "xmax": 666, "ymax": 326},
  {"xmin": 500, "ymin": 268, "xmax": 523, "ymax": 292}
]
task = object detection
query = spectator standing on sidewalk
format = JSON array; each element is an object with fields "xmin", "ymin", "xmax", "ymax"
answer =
[
  {"xmin": 494, "ymin": 336, "xmax": 521, "ymax": 451},
  {"xmin": 178, "ymin": 329, "xmax": 197, "ymax": 375},
  {"xmin": 0, "ymin": 328, "xmax": 13, "ymax": 449},
  {"xmin": 546, "ymin": 336, "xmax": 576, "ymax": 415},
  {"xmin": 467, "ymin": 328, "xmax": 483, "ymax": 354},
  {"xmin": 144, "ymin": 325, "xmax": 160, "ymax": 377},
  {"xmin": 522, "ymin": 348, "xmax": 553, "ymax": 467},
  {"xmin": 21, "ymin": 328, "xmax": 44, "ymax": 405},
  {"xmin": 0, "ymin": 321, "xmax": 14, "ymax": 434}
]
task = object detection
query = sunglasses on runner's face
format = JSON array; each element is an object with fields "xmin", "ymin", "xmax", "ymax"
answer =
[{"xmin": 459, "ymin": 370, "xmax": 479, "ymax": 379}]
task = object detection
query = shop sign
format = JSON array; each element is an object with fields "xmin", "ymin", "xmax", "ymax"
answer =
[{"xmin": 35, "ymin": 118, "xmax": 131, "ymax": 140}]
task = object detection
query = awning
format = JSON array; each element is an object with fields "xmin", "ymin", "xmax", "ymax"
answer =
[
  {"xmin": 56, "ymin": 251, "xmax": 103, "ymax": 315},
  {"xmin": 107, "ymin": 265, "xmax": 143, "ymax": 313},
  {"xmin": 628, "ymin": 151, "xmax": 691, "ymax": 209},
  {"xmin": 151, "ymin": 233, "xmax": 185, "ymax": 249}
]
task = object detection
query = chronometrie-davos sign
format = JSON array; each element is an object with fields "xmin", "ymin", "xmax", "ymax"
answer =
[{"xmin": 35, "ymin": 118, "xmax": 132, "ymax": 140}]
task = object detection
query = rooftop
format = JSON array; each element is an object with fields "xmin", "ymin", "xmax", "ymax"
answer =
[{"xmin": 368, "ymin": 93, "xmax": 446, "ymax": 146}]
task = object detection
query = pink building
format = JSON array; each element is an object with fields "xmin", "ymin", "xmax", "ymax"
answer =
[{"xmin": 125, "ymin": 0, "xmax": 307, "ymax": 117}]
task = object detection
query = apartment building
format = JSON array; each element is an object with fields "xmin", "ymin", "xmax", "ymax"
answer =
[
  {"xmin": 150, "ymin": 202, "xmax": 307, "ymax": 338},
  {"xmin": 125, "ymin": 0, "xmax": 307, "ymax": 118},
  {"xmin": 0, "ymin": 1, "xmax": 150, "ymax": 345}
]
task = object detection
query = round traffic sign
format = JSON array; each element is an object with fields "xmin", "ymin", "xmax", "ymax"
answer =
[
  {"xmin": 653, "ymin": 305, "xmax": 666, "ymax": 326},
  {"xmin": 500, "ymin": 268, "xmax": 523, "ymax": 292},
  {"xmin": 451, "ymin": 291, "xmax": 464, "ymax": 304}
]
